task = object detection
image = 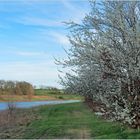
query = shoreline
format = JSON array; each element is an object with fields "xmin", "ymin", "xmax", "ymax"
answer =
[
  {"xmin": 0, "ymin": 95, "xmax": 82, "ymax": 102},
  {"xmin": 0, "ymin": 95, "xmax": 59, "ymax": 102},
  {"xmin": 0, "ymin": 100, "xmax": 81, "ymax": 111}
]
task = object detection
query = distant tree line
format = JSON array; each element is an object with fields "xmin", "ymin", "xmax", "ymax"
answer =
[
  {"xmin": 37, "ymin": 85, "xmax": 61, "ymax": 91},
  {"xmin": 0, "ymin": 80, "xmax": 34, "ymax": 97},
  {"xmin": 35, "ymin": 86, "xmax": 62, "ymax": 94}
]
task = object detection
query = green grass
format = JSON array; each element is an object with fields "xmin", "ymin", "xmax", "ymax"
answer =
[
  {"xmin": 0, "ymin": 89, "xmax": 83, "ymax": 102},
  {"xmin": 35, "ymin": 89, "xmax": 62, "ymax": 95},
  {"xmin": 35, "ymin": 89, "xmax": 83, "ymax": 100},
  {"xmin": 1, "ymin": 102, "xmax": 140, "ymax": 139},
  {"xmin": 20, "ymin": 102, "xmax": 140, "ymax": 139}
]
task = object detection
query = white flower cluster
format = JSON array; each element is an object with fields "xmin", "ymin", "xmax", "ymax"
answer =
[{"xmin": 58, "ymin": 1, "xmax": 140, "ymax": 128}]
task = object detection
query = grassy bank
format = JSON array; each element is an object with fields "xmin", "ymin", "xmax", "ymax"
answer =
[
  {"xmin": 0, "ymin": 102, "xmax": 140, "ymax": 139},
  {"xmin": 35, "ymin": 89, "xmax": 82, "ymax": 100},
  {"xmin": 0, "ymin": 89, "xmax": 82, "ymax": 102}
]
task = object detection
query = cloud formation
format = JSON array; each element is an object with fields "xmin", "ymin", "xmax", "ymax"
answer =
[
  {"xmin": 0, "ymin": 0, "xmax": 90, "ymax": 87},
  {"xmin": 14, "ymin": 17, "xmax": 63, "ymax": 27},
  {"xmin": 0, "ymin": 61, "xmax": 60, "ymax": 87},
  {"xmin": 15, "ymin": 51, "xmax": 46, "ymax": 56}
]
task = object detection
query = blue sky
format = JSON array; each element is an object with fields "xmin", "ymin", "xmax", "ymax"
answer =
[{"xmin": 0, "ymin": 0, "xmax": 90, "ymax": 88}]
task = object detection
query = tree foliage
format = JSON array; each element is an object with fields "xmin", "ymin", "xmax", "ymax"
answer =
[
  {"xmin": 0, "ymin": 80, "xmax": 34, "ymax": 97},
  {"xmin": 58, "ymin": 1, "xmax": 140, "ymax": 128}
]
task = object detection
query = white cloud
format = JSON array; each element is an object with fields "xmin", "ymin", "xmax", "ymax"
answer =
[
  {"xmin": 14, "ymin": 16, "xmax": 63, "ymax": 27},
  {"xmin": 60, "ymin": 0, "xmax": 76, "ymax": 11},
  {"xmin": 38, "ymin": 29, "xmax": 70, "ymax": 46},
  {"xmin": 15, "ymin": 51, "xmax": 46, "ymax": 56},
  {"xmin": 0, "ymin": 0, "xmax": 90, "ymax": 88},
  {"xmin": 9, "ymin": 0, "xmax": 89, "ymax": 27},
  {"xmin": 60, "ymin": 0, "xmax": 90, "ymax": 23},
  {"xmin": 49, "ymin": 32, "xmax": 70, "ymax": 46},
  {"xmin": 0, "ymin": 61, "xmax": 61, "ymax": 88}
]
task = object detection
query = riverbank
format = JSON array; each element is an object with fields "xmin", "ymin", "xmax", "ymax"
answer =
[
  {"xmin": 0, "ymin": 94, "xmax": 82, "ymax": 102},
  {"xmin": 0, "ymin": 102, "xmax": 140, "ymax": 139},
  {"xmin": 0, "ymin": 89, "xmax": 82, "ymax": 102}
]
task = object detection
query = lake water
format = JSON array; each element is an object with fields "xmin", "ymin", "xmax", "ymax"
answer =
[{"xmin": 0, "ymin": 100, "xmax": 80, "ymax": 111}]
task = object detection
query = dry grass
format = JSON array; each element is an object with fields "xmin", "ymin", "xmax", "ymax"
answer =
[
  {"xmin": 0, "ymin": 108, "xmax": 40, "ymax": 139},
  {"xmin": 32, "ymin": 95, "xmax": 57, "ymax": 101},
  {"xmin": 0, "ymin": 95, "xmax": 59, "ymax": 102}
]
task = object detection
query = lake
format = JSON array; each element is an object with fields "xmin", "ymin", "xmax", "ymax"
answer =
[{"xmin": 0, "ymin": 100, "xmax": 80, "ymax": 111}]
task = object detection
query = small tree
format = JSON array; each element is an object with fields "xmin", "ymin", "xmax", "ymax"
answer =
[{"xmin": 15, "ymin": 81, "xmax": 34, "ymax": 99}]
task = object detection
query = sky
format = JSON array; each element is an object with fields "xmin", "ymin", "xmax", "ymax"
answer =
[{"xmin": 0, "ymin": 0, "xmax": 90, "ymax": 88}]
